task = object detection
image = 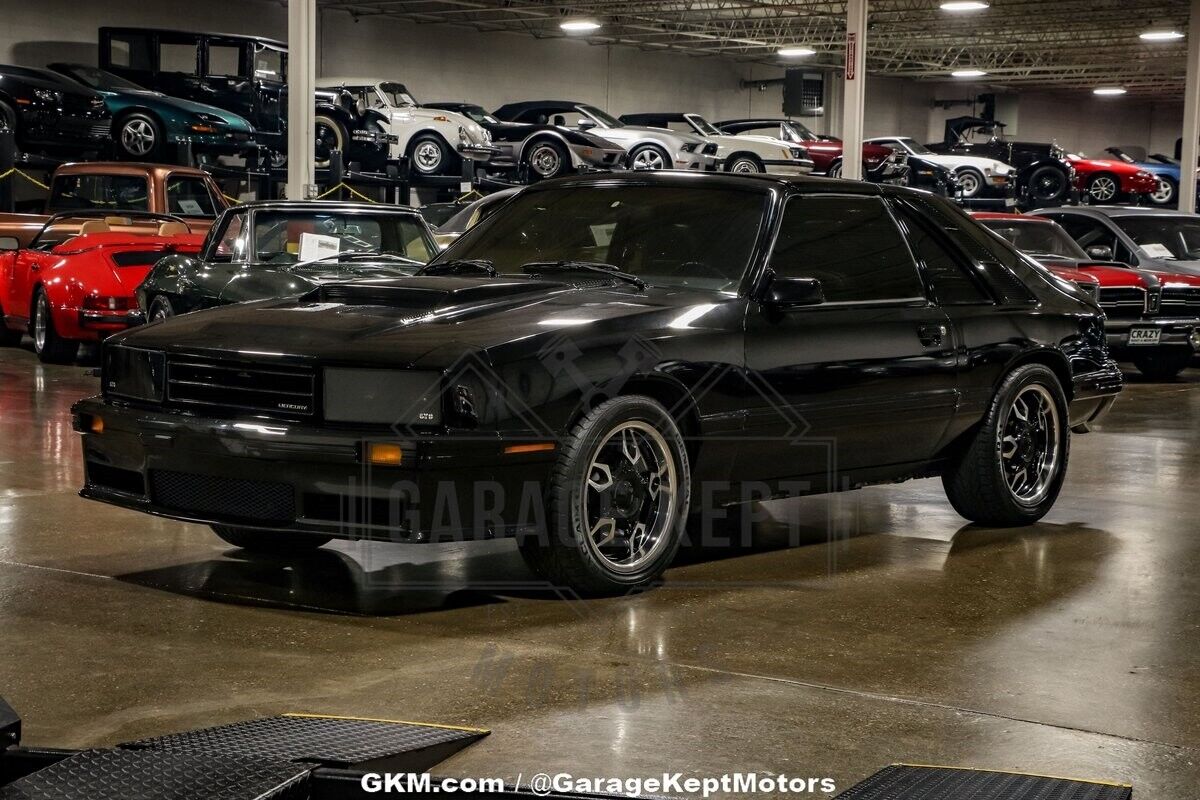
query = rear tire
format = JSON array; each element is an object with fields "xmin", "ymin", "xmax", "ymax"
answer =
[
  {"xmin": 409, "ymin": 133, "xmax": 458, "ymax": 176},
  {"xmin": 211, "ymin": 525, "xmax": 332, "ymax": 554},
  {"xmin": 114, "ymin": 112, "xmax": 162, "ymax": 160},
  {"xmin": 726, "ymin": 154, "xmax": 764, "ymax": 173},
  {"xmin": 1149, "ymin": 176, "xmax": 1177, "ymax": 206},
  {"xmin": 31, "ymin": 289, "xmax": 77, "ymax": 363},
  {"xmin": 956, "ymin": 167, "xmax": 985, "ymax": 198},
  {"xmin": 827, "ymin": 160, "xmax": 843, "ymax": 179},
  {"xmin": 1086, "ymin": 172, "xmax": 1120, "ymax": 204},
  {"xmin": 524, "ymin": 139, "xmax": 570, "ymax": 179},
  {"xmin": 627, "ymin": 144, "xmax": 670, "ymax": 171},
  {"xmin": 1132, "ymin": 350, "xmax": 1192, "ymax": 381},
  {"xmin": 1027, "ymin": 165, "xmax": 1069, "ymax": 204},
  {"xmin": 942, "ymin": 364, "xmax": 1069, "ymax": 527},
  {"xmin": 517, "ymin": 396, "xmax": 690, "ymax": 596},
  {"xmin": 147, "ymin": 295, "xmax": 176, "ymax": 322}
]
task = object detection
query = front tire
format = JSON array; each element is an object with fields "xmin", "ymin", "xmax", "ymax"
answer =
[
  {"xmin": 518, "ymin": 396, "xmax": 691, "ymax": 596},
  {"xmin": 31, "ymin": 289, "xmax": 77, "ymax": 363},
  {"xmin": 1132, "ymin": 350, "xmax": 1192, "ymax": 381},
  {"xmin": 115, "ymin": 113, "xmax": 162, "ymax": 160},
  {"xmin": 1086, "ymin": 173, "xmax": 1120, "ymax": 204},
  {"xmin": 956, "ymin": 167, "xmax": 985, "ymax": 198},
  {"xmin": 409, "ymin": 133, "xmax": 457, "ymax": 176},
  {"xmin": 314, "ymin": 115, "xmax": 347, "ymax": 169},
  {"xmin": 942, "ymin": 364, "xmax": 1069, "ymax": 527},
  {"xmin": 627, "ymin": 144, "xmax": 670, "ymax": 171},
  {"xmin": 525, "ymin": 139, "xmax": 570, "ymax": 179},
  {"xmin": 827, "ymin": 160, "xmax": 843, "ymax": 179},
  {"xmin": 211, "ymin": 525, "xmax": 332, "ymax": 554},
  {"xmin": 726, "ymin": 154, "xmax": 764, "ymax": 173}
]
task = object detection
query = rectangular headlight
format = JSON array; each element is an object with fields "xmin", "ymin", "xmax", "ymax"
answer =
[
  {"xmin": 102, "ymin": 345, "xmax": 165, "ymax": 402},
  {"xmin": 323, "ymin": 368, "xmax": 442, "ymax": 425}
]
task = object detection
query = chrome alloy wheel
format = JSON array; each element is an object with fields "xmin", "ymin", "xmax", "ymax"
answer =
[
  {"xmin": 528, "ymin": 144, "xmax": 562, "ymax": 177},
  {"xmin": 999, "ymin": 384, "xmax": 1061, "ymax": 506},
  {"xmin": 120, "ymin": 118, "xmax": 156, "ymax": 157},
  {"xmin": 956, "ymin": 170, "xmax": 982, "ymax": 197},
  {"xmin": 580, "ymin": 421, "xmax": 678, "ymax": 574},
  {"xmin": 414, "ymin": 141, "xmax": 444, "ymax": 173},
  {"xmin": 33, "ymin": 293, "xmax": 48, "ymax": 352},
  {"xmin": 1089, "ymin": 175, "xmax": 1118, "ymax": 202},
  {"xmin": 631, "ymin": 148, "xmax": 667, "ymax": 170},
  {"xmin": 729, "ymin": 158, "xmax": 760, "ymax": 173},
  {"xmin": 1151, "ymin": 178, "xmax": 1175, "ymax": 204}
]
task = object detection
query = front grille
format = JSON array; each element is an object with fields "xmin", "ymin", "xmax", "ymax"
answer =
[
  {"xmin": 166, "ymin": 356, "xmax": 316, "ymax": 417},
  {"xmin": 150, "ymin": 469, "xmax": 296, "ymax": 523},
  {"xmin": 90, "ymin": 122, "xmax": 111, "ymax": 138},
  {"xmin": 1161, "ymin": 286, "xmax": 1200, "ymax": 315},
  {"xmin": 1098, "ymin": 286, "xmax": 1146, "ymax": 319}
]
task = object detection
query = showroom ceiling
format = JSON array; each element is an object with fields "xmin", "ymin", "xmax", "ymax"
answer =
[{"xmin": 318, "ymin": 0, "xmax": 1192, "ymax": 96}]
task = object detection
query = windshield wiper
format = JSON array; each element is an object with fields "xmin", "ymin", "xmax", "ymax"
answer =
[
  {"xmin": 291, "ymin": 250, "xmax": 419, "ymax": 269},
  {"xmin": 521, "ymin": 260, "xmax": 645, "ymax": 289},
  {"xmin": 416, "ymin": 259, "xmax": 497, "ymax": 277}
]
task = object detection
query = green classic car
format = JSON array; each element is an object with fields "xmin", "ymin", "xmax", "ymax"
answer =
[{"xmin": 48, "ymin": 63, "xmax": 256, "ymax": 161}]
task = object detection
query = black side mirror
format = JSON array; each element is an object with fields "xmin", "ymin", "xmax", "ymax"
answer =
[
  {"xmin": 1086, "ymin": 244, "xmax": 1114, "ymax": 261},
  {"xmin": 764, "ymin": 275, "xmax": 824, "ymax": 307},
  {"xmin": 0, "ymin": 237, "xmax": 18, "ymax": 252}
]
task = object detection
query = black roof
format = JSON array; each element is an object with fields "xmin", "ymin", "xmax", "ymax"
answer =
[
  {"xmin": 493, "ymin": 100, "xmax": 585, "ymax": 119},
  {"xmin": 619, "ymin": 113, "xmax": 692, "ymax": 125},
  {"xmin": 522, "ymin": 169, "xmax": 885, "ymax": 197}
]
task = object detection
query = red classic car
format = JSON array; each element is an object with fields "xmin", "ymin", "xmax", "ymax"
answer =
[
  {"xmin": 1065, "ymin": 153, "xmax": 1158, "ymax": 205},
  {"xmin": 974, "ymin": 211, "xmax": 1200, "ymax": 379},
  {"xmin": 0, "ymin": 211, "xmax": 204, "ymax": 363}
]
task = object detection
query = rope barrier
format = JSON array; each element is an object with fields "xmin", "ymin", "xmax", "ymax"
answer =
[{"xmin": 312, "ymin": 182, "xmax": 380, "ymax": 203}]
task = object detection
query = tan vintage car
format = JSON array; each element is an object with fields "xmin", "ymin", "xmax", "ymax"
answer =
[{"xmin": 0, "ymin": 162, "xmax": 229, "ymax": 247}]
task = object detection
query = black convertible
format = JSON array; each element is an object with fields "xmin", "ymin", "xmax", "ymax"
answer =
[
  {"xmin": 135, "ymin": 201, "xmax": 439, "ymax": 320},
  {"xmin": 74, "ymin": 173, "xmax": 1121, "ymax": 595}
]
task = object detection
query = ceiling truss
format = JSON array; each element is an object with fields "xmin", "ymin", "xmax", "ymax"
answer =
[{"xmin": 317, "ymin": 0, "xmax": 1194, "ymax": 97}]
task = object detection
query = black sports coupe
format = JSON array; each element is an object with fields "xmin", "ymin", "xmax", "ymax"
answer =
[
  {"xmin": 135, "ymin": 201, "xmax": 440, "ymax": 320},
  {"xmin": 0, "ymin": 65, "xmax": 111, "ymax": 157},
  {"xmin": 74, "ymin": 173, "xmax": 1121, "ymax": 595}
]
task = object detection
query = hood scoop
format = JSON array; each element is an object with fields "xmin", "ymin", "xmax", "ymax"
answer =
[{"xmin": 312, "ymin": 278, "xmax": 562, "ymax": 312}]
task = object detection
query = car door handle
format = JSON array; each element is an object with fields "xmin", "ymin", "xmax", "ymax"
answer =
[{"xmin": 917, "ymin": 324, "xmax": 947, "ymax": 347}]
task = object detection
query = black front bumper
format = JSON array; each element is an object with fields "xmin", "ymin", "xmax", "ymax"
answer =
[{"xmin": 72, "ymin": 397, "xmax": 556, "ymax": 542}]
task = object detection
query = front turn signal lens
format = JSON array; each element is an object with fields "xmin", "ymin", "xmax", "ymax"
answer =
[{"xmin": 366, "ymin": 442, "xmax": 403, "ymax": 466}]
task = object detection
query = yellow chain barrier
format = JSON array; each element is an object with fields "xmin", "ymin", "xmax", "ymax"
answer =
[
  {"xmin": 312, "ymin": 182, "xmax": 380, "ymax": 203},
  {"xmin": 0, "ymin": 167, "xmax": 51, "ymax": 190}
]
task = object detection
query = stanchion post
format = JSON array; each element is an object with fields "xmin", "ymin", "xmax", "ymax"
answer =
[
  {"xmin": 0, "ymin": 123, "xmax": 14, "ymax": 213},
  {"xmin": 330, "ymin": 150, "xmax": 344, "ymax": 200}
]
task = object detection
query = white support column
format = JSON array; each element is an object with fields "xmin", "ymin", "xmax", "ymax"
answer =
[
  {"xmin": 1180, "ymin": 0, "xmax": 1200, "ymax": 214},
  {"xmin": 840, "ymin": 0, "xmax": 868, "ymax": 180},
  {"xmin": 286, "ymin": 0, "xmax": 317, "ymax": 200}
]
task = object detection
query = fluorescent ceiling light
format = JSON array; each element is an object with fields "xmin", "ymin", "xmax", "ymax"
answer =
[
  {"xmin": 940, "ymin": 1, "xmax": 989, "ymax": 10},
  {"xmin": 778, "ymin": 46, "xmax": 816, "ymax": 57},
  {"xmin": 951, "ymin": 69, "xmax": 988, "ymax": 78},
  {"xmin": 1093, "ymin": 87, "xmax": 1128, "ymax": 96},
  {"xmin": 1139, "ymin": 29, "xmax": 1185, "ymax": 41},
  {"xmin": 560, "ymin": 18, "xmax": 601, "ymax": 32}
]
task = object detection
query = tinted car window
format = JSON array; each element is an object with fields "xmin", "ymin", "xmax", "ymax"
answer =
[
  {"xmin": 770, "ymin": 195, "xmax": 923, "ymax": 302},
  {"xmin": 893, "ymin": 202, "xmax": 991, "ymax": 305},
  {"xmin": 978, "ymin": 219, "xmax": 1088, "ymax": 259},
  {"xmin": 443, "ymin": 186, "xmax": 767, "ymax": 292},
  {"xmin": 50, "ymin": 175, "xmax": 149, "ymax": 212},
  {"xmin": 166, "ymin": 177, "xmax": 219, "ymax": 218},
  {"xmin": 1047, "ymin": 214, "xmax": 1116, "ymax": 250},
  {"xmin": 1111, "ymin": 215, "xmax": 1200, "ymax": 261},
  {"xmin": 251, "ymin": 212, "xmax": 433, "ymax": 265}
]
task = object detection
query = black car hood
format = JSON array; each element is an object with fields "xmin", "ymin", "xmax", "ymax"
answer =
[
  {"xmin": 118, "ymin": 275, "xmax": 727, "ymax": 368},
  {"xmin": 218, "ymin": 262, "xmax": 420, "ymax": 304}
]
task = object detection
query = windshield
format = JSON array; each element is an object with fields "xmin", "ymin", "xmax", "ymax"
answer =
[
  {"xmin": 1113, "ymin": 215, "xmax": 1200, "ymax": 261},
  {"xmin": 212, "ymin": 211, "xmax": 434, "ymax": 264},
  {"xmin": 780, "ymin": 120, "xmax": 818, "ymax": 143},
  {"xmin": 62, "ymin": 65, "xmax": 145, "ymax": 91},
  {"xmin": 895, "ymin": 137, "xmax": 932, "ymax": 155},
  {"xmin": 686, "ymin": 115, "xmax": 722, "ymax": 137},
  {"xmin": 456, "ymin": 105, "xmax": 498, "ymax": 125},
  {"xmin": 979, "ymin": 219, "xmax": 1088, "ymax": 259},
  {"xmin": 436, "ymin": 185, "xmax": 766, "ymax": 292},
  {"xmin": 379, "ymin": 82, "xmax": 419, "ymax": 107},
  {"xmin": 578, "ymin": 105, "xmax": 622, "ymax": 129}
]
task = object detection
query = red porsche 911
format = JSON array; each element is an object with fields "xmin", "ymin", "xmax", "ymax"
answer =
[{"xmin": 0, "ymin": 211, "xmax": 204, "ymax": 362}]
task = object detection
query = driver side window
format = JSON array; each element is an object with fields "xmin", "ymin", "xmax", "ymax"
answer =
[
  {"xmin": 212, "ymin": 213, "xmax": 247, "ymax": 263},
  {"xmin": 770, "ymin": 195, "xmax": 925, "ymax": 303}
]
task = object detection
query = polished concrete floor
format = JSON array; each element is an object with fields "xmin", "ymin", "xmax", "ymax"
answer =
[{"xmin": 1, "ymin": 343, "xmax": 1197, "ymax": 797}]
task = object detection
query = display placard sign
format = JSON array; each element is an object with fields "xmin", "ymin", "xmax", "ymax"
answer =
[{"xmin": 299, "ymin": 233, "xmax": 340, "ymax": 262}]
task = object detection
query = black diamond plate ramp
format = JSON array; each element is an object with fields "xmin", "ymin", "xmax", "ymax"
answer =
[
  {"xmin": 0, "ymin": 748, "xmax": 310, "ymax": 800},
  {"xmin": 123, "ymin": 713, "xmax": 488, "ymax": 772},
  {"xmin": 835, "ymin": 764, "xmax": 1132, "ymax": 800}
]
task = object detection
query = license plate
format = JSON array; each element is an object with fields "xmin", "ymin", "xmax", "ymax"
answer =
[{"xmin": 1129, "ymin": 328, "xmax": 1161, "ymax": 346}]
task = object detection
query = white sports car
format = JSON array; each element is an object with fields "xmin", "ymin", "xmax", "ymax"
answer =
[
  {"xmin": 866, "ymin": 135, "xmax": 1014, "ymax": 198},
  {"xmin": 620, "ymin": 112, "xmax": 816, "ymax": 175},
  {"xmin": 320, "ymin": 78, "xmax": 498, "ymax": 176}
]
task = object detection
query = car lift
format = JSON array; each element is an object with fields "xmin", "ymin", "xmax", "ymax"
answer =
[{"xmin": 0, "ymin": 696, "xmax": 1132, "ymax": 799}]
